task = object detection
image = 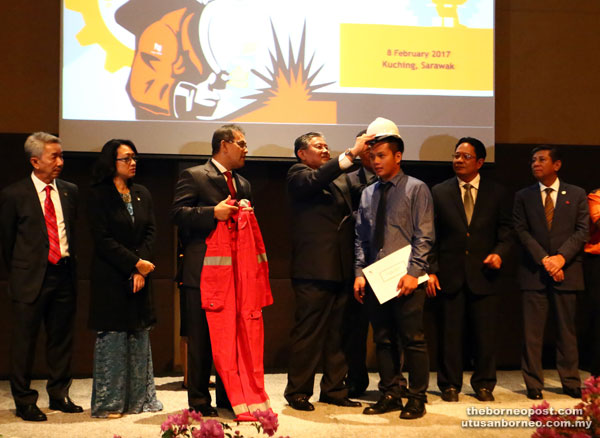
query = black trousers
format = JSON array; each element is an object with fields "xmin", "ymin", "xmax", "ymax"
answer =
[
  {"xmin": 284, "ymin": 279, "xmax": 349, "ymax": 401},
  {"xmin": 437, "ymin": 287, "xmax": 498, "ymax": 393},
  {"xmin": 584, "ymin": 253, "xmax": 600, "ymax": 376},
  {"xmin": 521, "ymin": 288, "xmax": 580, "ymax": 391},
  {"xmin": 182, "ymin": 286, "xmax": 227, "ymax": 407},
  {"xmin": 366, "ymin": 286, "xmax": 429, "ymax": 401},
  {"xmin": 10, "ymin": 261, "xmax": 76, "ymax": 406},
  {"xmin": 342, "ymin": 294, "xmax": 370, "ymax": 392}
]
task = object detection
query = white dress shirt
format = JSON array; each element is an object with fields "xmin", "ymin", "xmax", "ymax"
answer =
[
  {"xmin": 457, "ymin": 172, "xmax": 481, "ymax": 205},
  {"xmin": 539, "ymin": 177, "xmax": 560, "ymax": 206}
]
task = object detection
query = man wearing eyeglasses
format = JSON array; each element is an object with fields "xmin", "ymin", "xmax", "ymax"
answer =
[
  {"xmin": 426, "ymin": 137, "xmax": 513, "ymax": 404},
  {"xmin": 171, "ymin": 124, "xmax": 251, "ymax": 417},
  {"xmin": 284, "ymin": 131, "xmax": 372, "ymax": 411}
]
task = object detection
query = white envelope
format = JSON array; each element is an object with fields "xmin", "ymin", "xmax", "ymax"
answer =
[{"xmin": 363, "ymin": 245, "xmax": 429, "ymax": 304}]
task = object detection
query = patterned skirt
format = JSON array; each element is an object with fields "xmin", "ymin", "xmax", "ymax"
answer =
[{"xmin": 91, "ymin": 329, "xmax": 163, "ymax": 418}]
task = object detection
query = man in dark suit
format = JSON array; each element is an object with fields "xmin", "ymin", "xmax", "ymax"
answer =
[
  {"xmin": 513, "ymin": 145, "xmax": 589, "ymax": 400},
  {"xmin": 284, "ymin": 131, "xmax": 371, "ymax": 411},
  {"xmin": 171, "ymin": 124, "xmax": 252, "ymax": 416},
  {"xmin": 427, "ymin": 137, "xmax": 513, "ymax": 403},
  {"xmin": 0, "ymin": 132, "xmax": 82, "ymax": 421}
]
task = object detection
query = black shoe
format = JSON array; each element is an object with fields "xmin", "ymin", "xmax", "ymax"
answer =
[
  {"xmin": 526, "ymin": 389, "xmax": 543, "ymax": 400},
  {"xmin": 319, "ymin": 395, "xmax": 361, "ymax": 407},
  {"xmin": 563, "ymin": 387, "xmax": 582, "ymax": 399},
  {"xmin": 400, "ymin": 398, "xmax": 426, "ymax": 420},
  {"xmin": 49, "ymin": 397, "xmax": 83, "ymax": 413},
  {"xmin": 288, "ymin": 395, "xmax": 315, "ymax": 411},
  {"xmin": 474, "ymin": 388, "xmax": 495, "ymax": 402},
  {"xmin": 441, "ymin": 387, "xmax": 459, "ymax": 402},
  {"xmin": 16, "ymin": 404, "xmax": 47, "ymax": 421},
  {"xmin": 191, "ymin": 404, "xmax": 218, "ymax": 417},
  {"xmin": 362, "ymin": 394, "xmax": 403, "ymax": 415}
]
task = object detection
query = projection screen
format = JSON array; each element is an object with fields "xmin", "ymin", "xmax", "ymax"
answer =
[{"xmin": 61, "ymin": 0, "xmax": 494, "ymax": 160}]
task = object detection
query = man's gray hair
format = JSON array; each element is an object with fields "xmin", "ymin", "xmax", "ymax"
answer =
[{"xmin": 24, "ymin": 132, "xmax": 61, "ymax": 158}]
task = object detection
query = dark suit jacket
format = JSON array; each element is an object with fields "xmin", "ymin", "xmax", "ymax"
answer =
[
  {"xmin": 347, "ymin": 166, "xmax": 377, "ymax": 212},
  {"xmin": 87, "ymin": 182, "xmax": 157, "ymax": 331},
  {"xmin": 429, "ymin": 176, "xmax": 513, "ymax": 295},
  {"xmin": 287, "ymin": 158, "xmax": 356, "ymax": 282},
  {"xmin": 513, "ymin": 181, "xmax": 589, "ymax": 291},
  {"xmin": 171, "ymin": 160, "xmax": 252, "ymax": 288},
  {"xmin": 0, "ymin": 177, "xmax": 78, "ymax": 304}
]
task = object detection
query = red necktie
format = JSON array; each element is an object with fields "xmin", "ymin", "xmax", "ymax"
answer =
[
  {"xmin": 44, "ymin": 185, "xmax": 61, "ymax": 264},
  {"xmin": 224, "ymin": 171, "xmax": 237, "ymax": 198}
]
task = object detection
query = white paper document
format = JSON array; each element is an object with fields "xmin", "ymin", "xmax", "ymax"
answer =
[{"xmin": 363, "ymin": 245, "xmax": 429, "ymax": 304}]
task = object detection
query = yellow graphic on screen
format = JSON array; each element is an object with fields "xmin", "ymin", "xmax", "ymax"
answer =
[
  {"xmin": 432, "ymin": 0, "xmax": 468, "ymax": 27},
  {"xmin": 65, "ymin": 0, "xmax": 133, "ymax": 73},
  {"xmin": 340, "ymin": 23, "xmax": 492, "ymax": 91}
]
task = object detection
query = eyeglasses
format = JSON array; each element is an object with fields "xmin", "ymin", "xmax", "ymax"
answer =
[
  {"xmin": 451, "ymin": 152, "xmax": 475, "ymax": 160},
  {"xmin": 227, "ymin": 140, "xmax": 248, "ymax": 149},
  {"xmin": 116, "ymin": 156, "xmax": 138, "ymax": 164}
]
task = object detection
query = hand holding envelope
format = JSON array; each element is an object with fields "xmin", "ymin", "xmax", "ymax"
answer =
[{"xmin": 362, "ymin": 245, "xmax": 429, "ymax": 304}]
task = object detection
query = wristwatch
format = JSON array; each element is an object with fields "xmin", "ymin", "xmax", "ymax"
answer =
[{"xmin": 344, "ymin": 148, "xmax": 355, "ymax": 160}]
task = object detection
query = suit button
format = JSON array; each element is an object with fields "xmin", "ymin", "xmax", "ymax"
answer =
[
  {"xmin": 210, "ymin": 303, "xmax": 214, "ymax": 307},
  {"xmin": 466, "ymin": 232, "xmax": 470, "ymax": 237},
  {"xmin": 465, "ymin": 250, "xmax": 469, "ymax": 255}
]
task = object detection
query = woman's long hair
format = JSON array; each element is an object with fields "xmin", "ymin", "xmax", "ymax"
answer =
[{"xmin": 91, "ymin": 139, "xmax": 138, "ymax": 186}]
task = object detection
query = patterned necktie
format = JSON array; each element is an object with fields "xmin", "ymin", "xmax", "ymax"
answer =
[
  {"xmin": 44, "ymin": 185, "xmax": 61, "ymax": 264},
  {"xmin": 544, "ymin": 187, "xmax": 554, "ymax": 230},
  {"xmin": 374, "ymin": 182, "xmax": 392, "ymax": 251},
  {"xmin": 224, "ymin": 171, "xmax": 237, "ymax": 198},
  {"xmin": 463, "ymin": 183, "xmax": 474, "ymax": 225}
]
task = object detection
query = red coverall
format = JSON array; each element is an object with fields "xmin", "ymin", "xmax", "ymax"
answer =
[{"xmin": 200, "ymin": 204, "xmax": 273, "ymax": 415}]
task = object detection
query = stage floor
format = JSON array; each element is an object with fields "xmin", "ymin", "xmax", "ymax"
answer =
[{"xmin": 0, "ymin": 370, "xmax": 590, "ymax": 438}]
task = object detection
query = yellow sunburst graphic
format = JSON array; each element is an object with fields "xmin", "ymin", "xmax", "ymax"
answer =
[{"xmin": 65, "ymin": 0, "xmax": 133, "ymax": 72}]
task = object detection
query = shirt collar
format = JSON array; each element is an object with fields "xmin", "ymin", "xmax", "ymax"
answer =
[
  {"xmin": 31, "ymin": 172, "xmax": 57, "ymax": 193},
  {"xmin": 378, "ymin": 169, "xmax": 405, "ymax": 187},
  {"xmin": 539, "ymin": 177, "xmax": 560, "ymax": 193},
  {"xmin": 211, "ymin": 158, "xmax": 229, "ymax": 174},
  {"xmin": 458, "ymin": 173, "xmax": 480, "ymax": 189}
]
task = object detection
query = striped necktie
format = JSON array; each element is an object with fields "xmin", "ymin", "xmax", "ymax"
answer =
[
  {"xmin": 544, "ymin": 187, "xmax": 554, "ymax": 230},
  {"xmin": 44, "ymin": 185, "xmax": 61, "ymax": 264}
]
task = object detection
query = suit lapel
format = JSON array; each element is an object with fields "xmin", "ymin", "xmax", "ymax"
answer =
[
  {"xmin": 55, "ymin": 180, "xmax": 73, "ymax": 242},
  {"xmin": 204, "ymin": 160, "xmax": 231, "ymax": 199},
  {"xmin": 233, "ymin": 172, "xmax": 250, "ymax": 201},
  {"xmin": 130, "ymin": 186, "xmax": 143, "ymax": 226},
  {"xmin": 27, "ymin": 179, "xmax": 48, "ymax": 240},
  {"xmin": 450, "ymin": 177, "xmax": 468, "ymax": 226},
  {"xmin": 552, "ymin": 182, "xmax": 568, "ymax": 229},
  {"xmin": 470, "ymin": 177, "xmax": 490, "ymax": 225}
]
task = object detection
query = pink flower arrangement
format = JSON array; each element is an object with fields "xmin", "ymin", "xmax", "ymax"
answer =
[
  {"xmin": 253, "ymin": 409, "xmax": 279, "ymax": 437},
  {"xmin": 530, "ymin": 375, "xmax": 600, "ymax": 438},
  {"xmin": 157, "ymin": 408, "xmax": 285, "ymax": 438}
]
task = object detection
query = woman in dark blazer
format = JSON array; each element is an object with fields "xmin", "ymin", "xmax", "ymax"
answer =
[{"xmin": 88, "ymin": 139, "xmax": 162, "ymax": 418}]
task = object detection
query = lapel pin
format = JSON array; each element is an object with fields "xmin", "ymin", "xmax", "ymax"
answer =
[
  {"xmin": 561, "ymin": 191, "xmax": 566, "ymax": 195},
  {"xmin": 136, "ymin": 197, "xmax": 141, "ymax": 201},
  {"xmin": 566, "ymin": 200, "xmax": 570, "ymax": 205}
]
